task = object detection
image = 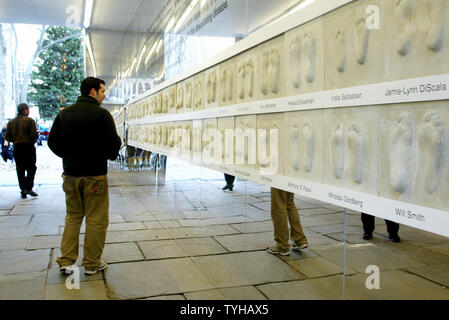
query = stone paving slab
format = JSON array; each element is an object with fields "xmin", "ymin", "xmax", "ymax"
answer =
[
  {"xmin": 107, "ymin": 222, "xmax": 147, "ymax": 232},
  {"xmin": 207, "ymin": 204, "xmax": 266, "ymax": 218},
  {"xmin": 0, "ymin": 249, "xmax": 51, "ymax": 275},
  {"xmin": 308, "ymin": 224, "xmax": 365, "ymax": 235},
  {"xmin": 26, "ymin": 235, "xmax": 63, "ymax": 250},
  {"xmin": 300, "ymin": 228, "xmax": 340, "ymax": 246},
  {"xmin": 0, "ymin": 237, "xmax": 30, "ymax": 251},
  {"xmin": 257, "ymin": 276, "xmax": 343, "ymax": 300},
  {"xmin": 311, "ymin": 243, "xmax": 426, "ymax": 273},
  {"xmin": 0, "ymin": 271, "xmax": 46, "ymax": 299},
  {"xmin": 214, "ymin": 232, "xmax": 273, "ymax": 252},
  {"xmin": 257, "ymin": 270, "xmax": 448, "ymax": 300},
  {"xmin": 109, "ymin": 215, "xmax": 125, "ymax": 223},
  {"xmin": 192, "ymin": 251, "xmax": 304, "ymax": 288},
  {"xmin": 301, "ymin": 214, "xmax": 346, "ymax": 227},
  {"xmin": 297, "ymin": 208, "xmax": 341, "ymax": 216},
  {"xmin": 230, "ymin": 221, "xmax": 274, "ymax": 233},
  {"xmin": 150, "ymin": 212, "xmax": 187, "ymax": 220},
  {"xmin": 121, "ymin": 213, "xmax": 157, "ymax": 222},
  {"xmin": 9, "ymin": 204, "xmax": 56, "ymax": 215},
  {"xmin": 342, "ymin": 270, "xmax": 449, "ymax": 299},
  {"xmin": 138, "ymin": 239, "xmax": 187, "ymax": 260},
  {"xmin": 178, "ymin": 216, "xmax": 253, "ymax": 227},
  {"xmin": 0, "ymin": 199, "xmax": 16, "ymax": 210},
  {"xmin": 406, "ymin": 263, "xmax": 449, "ymax": 288},
  {"xmin": 105, "ymin": 259, "xmax": 216, "ymax": 299},
  {"xmin": 286, "ymin": 257, "xmax": 357, "ymax": 278},
  {"xmin": 0, "ymin": 210, "xmax": 9, "ymax": 216},
  {"xmin": 182, "ymin": 210, "xmax": 215, "ymax": 219},
  {"xmin": 142, "ymin": 221, "xmax": 164, "ymax": 229},
  {"xmin": 425, "ymin": 243, "xmax": 449, "ymax": 257},
  {"xmin": 29, "ymin": 224, "xmax": 61, "ymax": 237},
  {"xmin": 184, "ymin": 286, "xmax": 267, "ymax": 300},
  {"xmin": 102, "ymin": 242, "xmax": 145, "ymax": 263},
  {"xmin": 0, "ymin": 226, "xmax": 34, "ymax": 239},
  {"xmin": 372, "ymin": 241, "xmax": 449, "ymax": 265},
  {"xmin": 165, "ymin": 225, "xmax": 241, "ymax": 239},
  {"xmin": 0, "ymin": 215, "xmax": 32, "ymax": 227},
  {"xmin": 250, "ymin": 202, "xmax": 270, "ymax": 212},
  {"xmin": 159, "ymin": 220, "xmax": 181, "ymax": 228},
  {"xmin": 199, "ymin": 195, "xmax": 263, "ymax": 209},
  {"xmin": 45, "ymin": 280, "xmax": 110, "ymax": 300},
  {"xmin": 177, "ymin": 237, "xmax": 228, "ymax": 256},
  {"xmin": 105, "ymin": 229, "xmax": 174, "ymax": 243}
]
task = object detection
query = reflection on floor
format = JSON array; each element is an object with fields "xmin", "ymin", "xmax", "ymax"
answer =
[{"xmin": 1, "ymin": 165, "xmax": 449, "ymax": 300}]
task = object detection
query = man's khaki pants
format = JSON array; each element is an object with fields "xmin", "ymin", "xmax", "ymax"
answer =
[
  {"xmin": 270, "ymin": 187, "xmax": 307, "ymax": 251},
  {"xmin": 57, "ymin": 174, "xmax": 109, "ymax": 270}
]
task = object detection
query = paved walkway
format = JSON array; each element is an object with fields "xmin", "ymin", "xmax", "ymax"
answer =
[{"xmin": 1, "ymin": 147, "xmax": 449, "ymax": 299}]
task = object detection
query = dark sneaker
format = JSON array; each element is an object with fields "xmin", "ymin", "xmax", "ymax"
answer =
[
  {"xmin": 291, "ymin": 241, "xmax": 308, "ymax": 251},
  {"xmin": 266, "ymin": 246, "xmax": 290, "ymax": 256},
  {"xmin": 362, "ymin": 233, "xmax": 373, "ymax": 240},
  {"xmin": 84, "ymin": 262, "xmax": 108, "ymax": 275},
  {"xmin": 222, "ymin": 184, "xmax": 233, "ymax": 191},
  {"xmin": 27, "ymin": 190, "xmax": 38, "ymax": 197},
  {"xmin": 389, "ymin": 234, "xmax": 401, "ymax": 243},
  {"xmin": 59, "ymin": 265, "xmax": 76, "ymax": 275},
  {"xmin": 20, "ymin": 192, "xmax": 27, "ymax": 199}
]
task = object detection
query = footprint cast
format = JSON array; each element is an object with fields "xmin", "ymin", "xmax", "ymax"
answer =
[{"xmin": 420, "ymin": 112, "xmax": 447, "ymax": 195}]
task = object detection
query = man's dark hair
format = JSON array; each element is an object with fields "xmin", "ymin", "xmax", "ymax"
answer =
[{"xmin": 80, "ymin": 77, "xmax": 106, "ymax": 96}]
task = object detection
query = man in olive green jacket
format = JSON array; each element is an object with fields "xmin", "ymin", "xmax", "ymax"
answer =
[{"xmin": 5, "ymin": 103, "xmax": 39, "ymax": 199}]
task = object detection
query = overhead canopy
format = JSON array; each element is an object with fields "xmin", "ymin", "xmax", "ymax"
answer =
[{"xmin": 0, "ymin": 0, "xmax": 302, "ymax": 92}]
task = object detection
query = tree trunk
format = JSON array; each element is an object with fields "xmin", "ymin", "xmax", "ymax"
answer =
[
  {"xmin": 0, "ymin": 24, "xmax": 7, "ymax": 124},
  {"xmin": 19, "ymin": 24, "xmax": 47, "ymax": 104}
]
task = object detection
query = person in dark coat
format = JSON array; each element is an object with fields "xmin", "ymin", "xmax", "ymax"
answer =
[
  {"xmin": 1, "ymin": 123, "xmax": 14, "ymax": 163},
  {"xmin": 48, "ymin": 77, "xmax": 121, "ymax": 276},
  {"xmin": 5, "ymin": 104, "xmax": 39, "ymax": 198}
]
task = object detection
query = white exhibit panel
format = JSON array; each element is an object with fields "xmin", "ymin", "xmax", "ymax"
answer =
[
  {"xmin": 202, "ymin": 118, "xmax": 218, "ymax": 165},
  {"xmin": 257, "ymin": 35, "xmax": 285, "ymax": 101},
  {"xmin": 193, "ymin": 71, "xmax": 206, "ymax": 111},
  {"xmin": 284, "ymin": 16, "xmax": 325, "ymax": 96},
  {"xmin": 256, "ymin": 113, "xmax": 286, "ymax": 176},
  {"xmin": 184, "ymin": 78, "xmax": 194, "ymax": 113},
  {"xmin": 324, "ymin": 0, "xmax": 384, "ymax": 90},
  {"xmin": 122, "ymin": 0, "xmax": 449, "ymax": 238},
  {"xmin": 217, "ymin": 116, "xmax": 235, "ymax": 166},
  {"xmin": 182, "ymin": 120, "xmax": 193, "ymax": 161},
  {"xmin": 167, "ymin": 84, "xmax": 177, "ymax": 114},
  {"xmin": 218, "ymin": 57, "xmax": 237, "ymax": 107},
  {"xmin": 192, "ymin": 119, "xmax": 203, "ymax": 164},
  {"xmin": 234, "ymin": 114, "xmax": 257, "ymax": 171},
  {"xmin": 323, "ymin": 105, "xmax": 379, "ymax": 196},
  {"xmin": 205, "ymin": 65, "xmax": 220, "ymax": 109},
  {"xmin": 382, "ymin": 0, "xmax": 449, "ymax": 81},
  {"xmin": 379, "ymin": 100, "xmax": 449, "ymax": 212},
  {"xmin": 176, "ymin": 80, "xmax": 186, "ymax": 114},
  {"xmin": 284, "ymin": 109, "xmax": 324, "ymax": 184},
  {"xmin": 236, "ymin": 47, "xmax": 258, "ymax": 104}
]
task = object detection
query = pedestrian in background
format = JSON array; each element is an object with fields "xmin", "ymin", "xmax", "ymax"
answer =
[
  {"xmin": 222, "ymin": 173, "xmax": 235, "ymax": 191},
  {"xmin": 5, "ymin": 103, "xmax": 38, "ymax": 199},
  {"xmin": 48, "ymin": 77, "xmax": 121, "ymax": 275},
  {"xmin": 1, "ymin": 123, "xmax": 14, "ymax": 163}
]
